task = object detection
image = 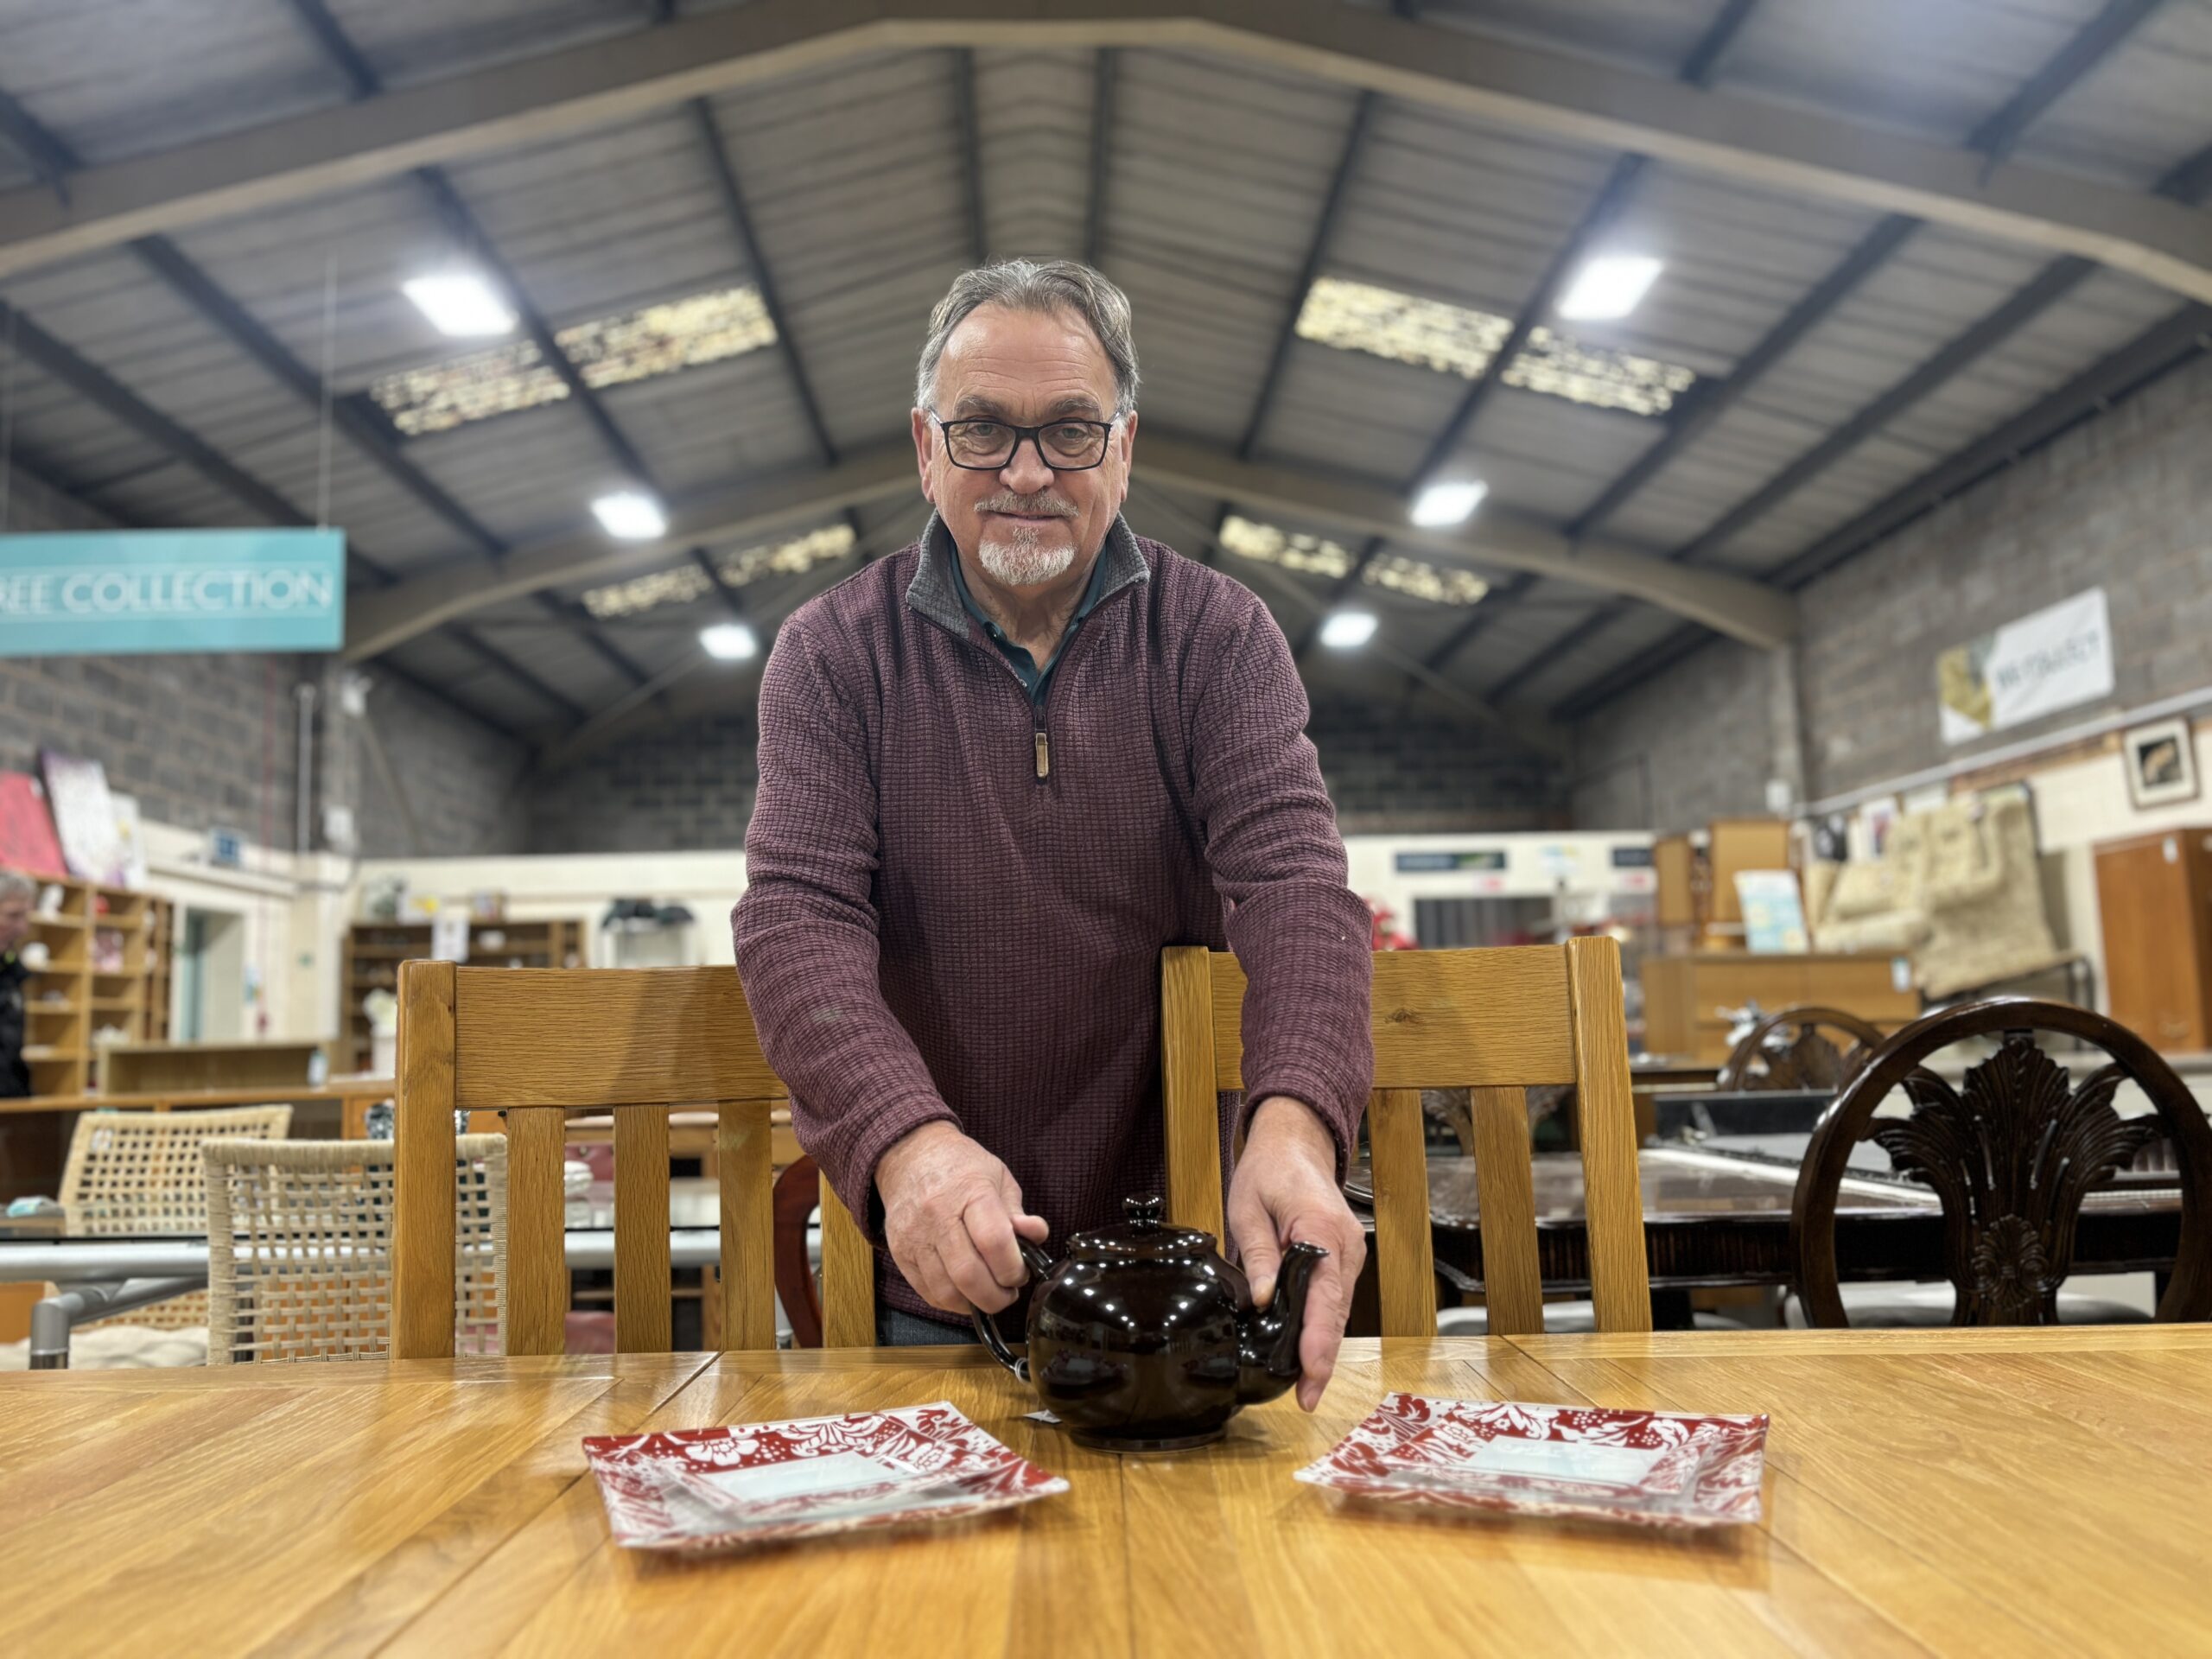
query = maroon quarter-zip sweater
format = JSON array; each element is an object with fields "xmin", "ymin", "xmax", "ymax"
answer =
[{"xmin": 733, "ymin": 512, "xmax": 1374, "ymax": 1319}]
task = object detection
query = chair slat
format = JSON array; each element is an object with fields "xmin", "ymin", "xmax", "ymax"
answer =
[
  {"xmin": 1365, "ymin": 1088, "xmax": 1437, "ymax": 1338},
  {"xmin": 1160, "ymin": 946, "xmax": 1227, "ymax": 1239},
  {"xmin": 1469, "ymin": 1085, "xmax": 1545, "ymax": 1336},
  {"xmin": 1209, "ymin": 947, "xmax": 1577, "ymax": 1091},
  {"xmin": 819, "ymin": 1182, "xmax": 876, "ymax": 1349},
  {"xmin": 718, "ymin": 1103, "xmax": 778, "ymax": 1351},
  {"xmin": 452, "ymin": 969, "xmax": 785, "ymax": 1109},
  {"xmin": 504, "ymin": 1109, "xmax": 568, "ymax": 1357},
  {"xmin": 613, "ymin": 1109, "xmax": 672, "ymax": 1353},
  {"xmin": 393, "ymin": 959, "xmax": 460, "ymax": 1360},
  {"xmin": 1566, "ymin": 936, "xmax": 1653, "ymax": 1333}
]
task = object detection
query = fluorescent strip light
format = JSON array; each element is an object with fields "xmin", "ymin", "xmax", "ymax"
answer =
[
  {"xmin": 700, "ymin": 622, "xmax": 760, "ymax": 661},
  {"xmin": 592, "ymin": 491, "xmax": 667, "ymax": 541},
  {"xmin": 1319, "ymin": 610, "xmax": 1379, "ymax": 651},
  {"xmin": 1409, "ymin": 480, "xmax": 1489, "ymax": 528},
  {"xmin": 402, "ymin": 270, "xmax": 517, "ymax": 338},
  {"xmin": 1555, "ymin": 255, "xmax": 1665, "ymax": 322}
]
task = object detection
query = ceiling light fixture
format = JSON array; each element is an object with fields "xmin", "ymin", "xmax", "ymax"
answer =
[
  {"xmin": 592, "ymin": 490, "xmax": 667, "ymax": 541},
  {"xmin": 699, "ymin": 621, "xmax": 760, "ymax": 662},
  {"xmin": 1409, "ymin": 479, "xmax": 1489, "ymax": 528},
  {"xmin": 1319, "ymin": 609, "xmax": 1379, "ymax": 651},
  {"xmin": 1556, "ymin": 255, "xmax": 1665, "ymax": 322},
  {"xmin": 401, "ymin": 270, "xmax": 517, "ymax": 338}
]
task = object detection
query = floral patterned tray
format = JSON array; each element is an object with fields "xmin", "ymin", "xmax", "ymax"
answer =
[
  {"xmin": 1295, "ymin": 1393, "xmax": 1768, "ymax": 1528},
  {"xmin": 582, "ymin": 1402, "xmax": 1068, "ymax": 1552}
]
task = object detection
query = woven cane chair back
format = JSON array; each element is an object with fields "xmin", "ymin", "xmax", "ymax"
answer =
[{"xmin": 204, "ymin": 1137, "xmax": 507, "ymax": 1364}]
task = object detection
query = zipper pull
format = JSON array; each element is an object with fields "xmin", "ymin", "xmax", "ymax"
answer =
[{"xmin": 1034, "ymin": 730, "xmax": 1051, "ymax": 779}]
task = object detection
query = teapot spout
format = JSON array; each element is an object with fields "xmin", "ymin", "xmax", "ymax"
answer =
[{"xmin": 1235, "ymin": 1242, "xmax": 1328, "ymax": 1405}]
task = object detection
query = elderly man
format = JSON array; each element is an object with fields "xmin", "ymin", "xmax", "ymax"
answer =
[
  {"xmin": 734, "ymin": 260, "xmax": 1372, "ymax": 1406},
  {"xmin": 1, "ymin": 872, "xmax": 34, "ymax": 1100}
]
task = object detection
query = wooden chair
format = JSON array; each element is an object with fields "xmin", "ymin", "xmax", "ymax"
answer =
[
  {"xmin": 390, "ymin": 963, "xmax": 877, "ymax": 1357},
  {"xmin": 205, "ymin": 1136, "xmax": 507, "ymax": 1363},
  {"xmin": 1160, "ymin": 938, "xmax": 1651, "ymax": 1337},
  {"xmin": 1714, "ymin": 1005, "xmax": 1885, "ymax": 1093},
  {"xmin": 1790, "ymin": 998, "xmax": 2212, "ymax": 1326}
]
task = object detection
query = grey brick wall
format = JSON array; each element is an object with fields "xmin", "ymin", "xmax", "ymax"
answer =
[
  {"xmin": 525, "ymin": 714, "xmax": 757, "ymax": 854},
  {"xmin": 518, "ymin": 696, "xmax": 1561, "ymax": 854},
  {"xmin": 1307, "ymin": 698, "xmax": 1565, "ymax": 833},
  {"xmin": 1569, "ymin": 645, "xmax": 1780, "ymax": 831},
  {"xmin": 351, "ymin": 674, "xmax": 532, "ymax": 857},
  {"xmin": 1573, "ymin": 348, "xmax": 2212, "ymax": 828}
]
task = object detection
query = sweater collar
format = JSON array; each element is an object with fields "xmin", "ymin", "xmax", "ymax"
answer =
[{"xmin": 906, "ymin": 511, "xmax": 1149, "ymax": 639}]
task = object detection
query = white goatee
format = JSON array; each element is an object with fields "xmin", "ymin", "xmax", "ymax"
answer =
[{"xmin": 978, "ymin": 524, "xmax": 1077, "ymax": 586}]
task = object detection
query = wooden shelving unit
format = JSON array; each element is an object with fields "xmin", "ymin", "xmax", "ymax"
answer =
[
  {"xmin": 19, "ymin": 877, "xmax": 174, "ymax": 1098},
  {"xmin": 339, "ymin": 918, "xmax": 585, "ymax": 1073}
]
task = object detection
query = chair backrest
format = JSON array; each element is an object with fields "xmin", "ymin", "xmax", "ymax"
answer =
[
  {"xmin": 203, "ymin": 1136, "xmax": 506, "ymax": 1364},
  {"xmin": 1790, "ymin": 997, "xmax": 2212, "ymax": 1325},
  {"xmin": 60, "ymin": 1105, "xmax": 295, "ymax": 1235},
  {"xmin": 1160, "ymin": 937, "xmax": 1650, "ymax": 1338},
  {"xmin": 1715, "ymin": 1005, "xmax": 1885, "ymax": 1093},
  {"xmin": 391, "ymin": 963, "xmax": 876, "ymax": 1358}
]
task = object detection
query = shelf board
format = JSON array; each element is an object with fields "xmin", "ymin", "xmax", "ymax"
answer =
[
  {"xmin": 25, "ymin": 1049, "xmax": 84, "ymax": 1063},
  {"xmin": 28, "ymin": 1001, "xmax": 79, "ymax": 1015},
  {"xmin": 29, "ymin": 913, "xmax": 86, "ymax": 930}
]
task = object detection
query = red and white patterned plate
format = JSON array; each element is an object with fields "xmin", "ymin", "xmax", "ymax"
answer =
[
  {"xmin": 1295, "ymin": 1393, "xmax": 1768, "ymax": 1528},
  {"xmin": 583, "ymin": 1401, "xmax": 1068, "ymax": 1552}
]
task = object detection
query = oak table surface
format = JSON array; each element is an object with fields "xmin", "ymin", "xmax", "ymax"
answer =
[{"xmin": 3, "ymin": 1330, "xmax": 2209, "ymax": 1658}]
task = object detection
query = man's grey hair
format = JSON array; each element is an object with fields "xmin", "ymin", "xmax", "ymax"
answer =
[
  {"xmin": 0, "ymin": 871, "xmax": 34, "ymax": 906},
  {"xmin": 914, "ymin": 259, "xmax": 1140, "ymax": 415}
]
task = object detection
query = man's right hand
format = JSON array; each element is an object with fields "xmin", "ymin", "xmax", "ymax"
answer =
[{"xmin": 874, "ymin": 1122, "xmax": 1050, "ymax": 1316}]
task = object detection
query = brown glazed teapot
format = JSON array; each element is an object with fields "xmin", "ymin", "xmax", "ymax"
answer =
[{"xmin": 972, "ymin": 1194, "xmax": 1327, "ymax": 1452}]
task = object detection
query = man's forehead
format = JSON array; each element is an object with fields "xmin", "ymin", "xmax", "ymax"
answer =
[{"xmin": 938, "ymin": 304, "xmax": 1115, "ymax": 413}]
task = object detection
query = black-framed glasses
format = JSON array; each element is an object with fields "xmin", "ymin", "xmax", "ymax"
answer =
[{"xmin": 929, "ymin": 413, "xmax": 1119, "ymax": 471}]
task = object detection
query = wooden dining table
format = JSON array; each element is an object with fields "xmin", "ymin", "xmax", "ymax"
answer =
[{"xmin": 4, "ymin": 1327, "xmax": 2209, "ymax": 1656}]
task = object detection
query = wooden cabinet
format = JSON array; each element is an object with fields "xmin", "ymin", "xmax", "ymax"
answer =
[
  {"xmin": 2094, "ymin": 828, "xmax": 2212, "ymax": 1052},
  {"xmin": 1643, "ymin": 951, "xmax": 1920, "ymax": 1064}
]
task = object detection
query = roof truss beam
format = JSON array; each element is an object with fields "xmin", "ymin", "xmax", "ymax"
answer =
[
  {"xmin": 343, "ymin": 434, "xmax": 1796, "ymax": 662},
  {"xmin": 2, "ymin": 1, "xmax": 2209, "ymax": 301}
]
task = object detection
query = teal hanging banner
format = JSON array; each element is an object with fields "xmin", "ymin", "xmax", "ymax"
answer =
[{"xmin": 0, "ymin": 529, "xmax": 346, "ymax": 657}]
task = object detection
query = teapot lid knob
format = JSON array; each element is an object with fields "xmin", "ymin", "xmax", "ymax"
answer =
[{"xmin": 1124, "ymin": 1194, "xmax": 1164, "ymax": 1231}]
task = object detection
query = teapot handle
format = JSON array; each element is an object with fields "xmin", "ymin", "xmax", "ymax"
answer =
[{"xmin": 969, "ymin": 1238, "xmax": 1056, "ymax": 1380}]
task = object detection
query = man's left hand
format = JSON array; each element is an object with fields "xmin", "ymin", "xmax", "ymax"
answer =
[{"xmin": 1225, "ymin": 1095, "xmax": 1367, "ymax": 1411}]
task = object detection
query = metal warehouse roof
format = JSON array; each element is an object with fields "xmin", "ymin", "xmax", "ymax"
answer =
[{"xmin": 0, "ymin": 0, "xmax": 2205, "ymax": 753}]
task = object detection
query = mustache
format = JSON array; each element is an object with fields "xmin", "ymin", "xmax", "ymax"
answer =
[{"xmin": 976, "ymin": 493, "xmax": 1077, "ymax": 518}]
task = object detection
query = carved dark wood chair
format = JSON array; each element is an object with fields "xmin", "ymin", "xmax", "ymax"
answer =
[
  {"xmin": 1715, "ymin": 1005, "xmax": 1885, "ymax": 1093},
  {"xmin": 1790, "ymin": 999, "xmax": 2212, "ymax": 1327}
]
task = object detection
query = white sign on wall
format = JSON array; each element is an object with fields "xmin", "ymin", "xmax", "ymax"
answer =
[{"xmin": 1937, "ymin": 588, "xmax": 2113, "ymax": 746}]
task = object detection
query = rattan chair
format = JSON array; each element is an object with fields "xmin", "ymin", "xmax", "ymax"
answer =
[
  {"xmin": 59, "ymin": 1106, "xmax": 295, "ymax": 1332},
  {"xmin": 204, "ymin": 1137, "xmax": 507, "ymax": 1364},
  {"xmin": 1160, "ymin": 938, "xmax": 1651, "ymax": 1338},
  {"xmin": 391, "ymin": 963, "xmax": 876, "ymax": 1357}
]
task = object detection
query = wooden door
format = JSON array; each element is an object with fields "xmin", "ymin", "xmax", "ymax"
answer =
[{"xmin": 2095, "ymin": 830, "xmax": 2212, "ymax": 1051}]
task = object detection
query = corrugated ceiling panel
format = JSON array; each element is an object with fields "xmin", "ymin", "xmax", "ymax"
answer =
[
  {"xmin": 974, "ymin": 50, "xmax": 1093, "ymax": 262},
  {"xmin": 1720, "ymin": 0, "xmax": 2110, "ymax": 143},
  {"xmin": 2016, "ymin": 3, "xmax": 2212, "ymax": 188}
]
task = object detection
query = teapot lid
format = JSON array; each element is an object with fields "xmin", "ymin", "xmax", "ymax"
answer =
[{"xmin": 1063, "ymin": 1195, "xmax": 1218, "ymax": 1261}]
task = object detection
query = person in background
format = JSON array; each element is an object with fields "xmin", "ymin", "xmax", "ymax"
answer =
[
  {"xmin": 734, "ymin": 260, "xmax": 1374, "ymax": 1408},
  {"xmin": 0, "ymin": 871, "xmax": 35, "ymax": 1099}
]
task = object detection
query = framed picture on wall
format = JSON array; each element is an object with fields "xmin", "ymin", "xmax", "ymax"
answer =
[{"xmin": 2122, "ymin": 716, "xmax": 2199, "ymax": 810}]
